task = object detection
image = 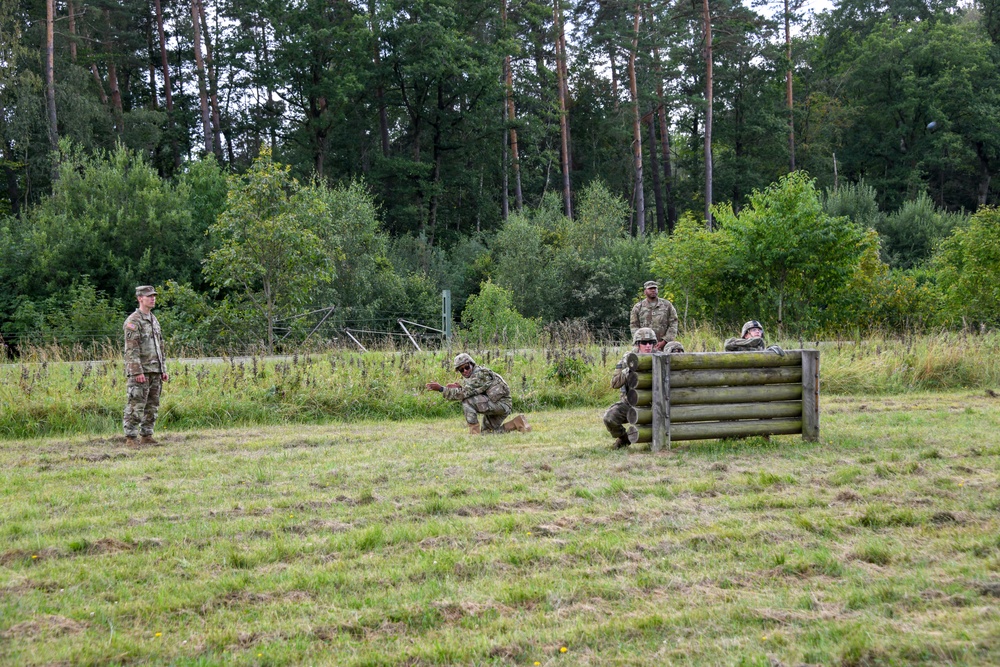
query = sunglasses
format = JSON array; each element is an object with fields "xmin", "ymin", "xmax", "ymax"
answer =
[
  {"xmin": 638, "ymin": 340, "xmax": 656, "ymax": 345},
  {"xmin": 457, "ymin": 364, "xmax": 473, "ymax": 373}
]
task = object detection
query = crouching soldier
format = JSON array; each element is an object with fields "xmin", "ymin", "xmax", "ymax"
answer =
[
  {"xmin": 604, "ymin": 328, "xmax": 684, "ymax": 449},
  {"xmin": 426, "ymin": 353, "xmax": 530, "ymax": 435},
  {"xmin": 724, "ymin": 320, "xmax": 784, "ymax": 355}
]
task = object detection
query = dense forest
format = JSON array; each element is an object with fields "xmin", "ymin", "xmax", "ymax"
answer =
[{"xmin": 1, "ymin": 0, "xmax": 999, "ymax": 353}]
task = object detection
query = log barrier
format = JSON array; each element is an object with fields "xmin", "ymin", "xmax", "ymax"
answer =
[{"xmin": 624, "ymin": 350, "xmax": 819, "ymax": 451}]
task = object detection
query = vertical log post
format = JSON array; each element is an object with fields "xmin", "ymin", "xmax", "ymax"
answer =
[
  {"xmin": 651, "ymin": 352, "xmax": 671, "ymax": 452},
  {"xmin": 802, "ymin": 349, "xmax": 819, "ymax": 441}
]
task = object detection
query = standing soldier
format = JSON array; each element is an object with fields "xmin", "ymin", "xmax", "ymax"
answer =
[
  {"xmin": 123, "ymin": 285, "xmax": 168, "ymax": 447},
  {"xmin": 425, "ymin": 353, "xmax": 530, "ymax": 435},
  {"xmin": 603, "ymin": 328, "xmax": 683, "ymax": 449},
  {"xmin": 629, "ymin": 280, "xmax": 680, "ymax": 351}
]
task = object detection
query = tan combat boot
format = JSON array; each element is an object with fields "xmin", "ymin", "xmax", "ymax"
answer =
[
  {"xmin": 140, "ymin": 435, "xmax": 159, "ymax": 446},
  {"xmin": 125, "ymin": 436, "xmax": 140, "ymax": 448},
  {"xmin": 502, "ymin": 414, "xmax": 531, "ymax": 433},
  {"xmin": 468, "ymin": 422, "xmax": 482, "ymax": 435}
]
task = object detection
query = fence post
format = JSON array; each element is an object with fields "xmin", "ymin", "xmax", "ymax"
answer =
[
  {"xmin": 802, "ymin": 350, "xmax": 820, "ymax": 441},
  {"xmin": 441, "ymin": 290, "xmax": 452, "ymax": 343},
  {"xmin": 651, "ymin": 353, "xmax": 671, "ymax": 452}
]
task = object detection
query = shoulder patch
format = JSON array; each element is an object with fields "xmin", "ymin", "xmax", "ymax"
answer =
[{"xmin": 125, "ymin": 322, "xmax": 137, "ymax": 330}]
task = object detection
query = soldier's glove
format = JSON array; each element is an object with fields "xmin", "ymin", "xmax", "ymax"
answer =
[{"xmin": 765, "ymin": 345, "xmax": 785, "ymax": 357}]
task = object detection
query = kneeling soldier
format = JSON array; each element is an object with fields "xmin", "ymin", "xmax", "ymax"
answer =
[
  {"xmin": 426, "ymin": 353, "xmax": 530, "ymax": 435},
  {"xmin": 603, "ymin": 328, "xmax": 683, "ymax": 449}
]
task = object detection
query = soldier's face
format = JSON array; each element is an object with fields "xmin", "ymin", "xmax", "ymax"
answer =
[
  {"xmin": 637, "ymin": 340, "xmax": 655, "ymax": 352},
  {"xmin": 644, "ymin": 286, "xmax": 658, "ymax": 299},
  {"xmin": 744, "ymin": 327, "xmax": 762, "ymax": 339},
  {"xmin": 457, "ymin": 363, "xmax": 474, "ymax": 378},
  {"xmin": 138, "ymin": 294, "xmax": 156, "ymax": 309}
]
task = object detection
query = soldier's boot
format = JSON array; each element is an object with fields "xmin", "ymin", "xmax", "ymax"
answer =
[
  {"xmin": 502, "ymin": 414, "xmax": 531, "ymax": 433},
  {"xmin": 125, "ymin": 436, "xmax": 140, "ymax": 449},
  {"xmin": 612, "ymin": 435, "xmax": 631, "ymax": 449},
  {"xmin": 468, "ymin": 422, "xmax": 482, "ymax": 436},
  {"xmin": 140, "ymin": 434, "xmax": 159, "ymax": 446}
]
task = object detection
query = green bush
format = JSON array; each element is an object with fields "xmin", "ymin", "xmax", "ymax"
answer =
[{"xmin": 458, "ymin": 280, "xmax": 540, "ymax": 346}]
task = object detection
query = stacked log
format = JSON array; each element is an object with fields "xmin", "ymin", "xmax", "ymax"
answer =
[{"xmin": 623, "ymin": 350, "xmax": 819, "ymax": 448}]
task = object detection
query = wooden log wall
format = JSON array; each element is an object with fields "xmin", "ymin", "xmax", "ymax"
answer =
[{"xmin": 624, "ymin": 350, "xmax": 819, "ymax": 451}]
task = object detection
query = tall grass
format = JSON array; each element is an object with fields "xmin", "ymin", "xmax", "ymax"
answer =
[{"xmin": 1, "ymin": 331, "xmax": 998, "ymax": 439}]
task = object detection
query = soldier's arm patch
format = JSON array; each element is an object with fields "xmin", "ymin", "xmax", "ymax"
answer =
[{"xmin": 125, "ymin": 322, "xmax": 137, "ymax": 330}]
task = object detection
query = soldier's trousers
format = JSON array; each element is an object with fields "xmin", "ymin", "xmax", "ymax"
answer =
[
  {"xmin": 603, "ymin": 400, "xmax": 629, "ymax": 439},
  {"xmin": 123, "ymin": 373, "xmax": 162, "ymax": 437},
  {"xmin": 461, "ymin": 395, "xmax": 512, "ymax": 434}
]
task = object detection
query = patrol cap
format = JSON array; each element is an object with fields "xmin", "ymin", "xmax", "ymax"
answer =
[
  {"xmin": 643, "ymin": 280, "xmax": 659, "ymax": 290},
  {"xmin": 135, "ymin": 285, "xmax": 157, "ymax": 297}
]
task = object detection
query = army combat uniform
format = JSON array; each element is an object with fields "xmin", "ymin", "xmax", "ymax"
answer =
[
  {"xmin": 442, "ymin": 366, "xmax": 513, "ymax": 434},
  {"xmin": 724, "ymin": 336, "xmax": 784, "ymax": 355},
  {"xmin": 630, "ymin": 298, "xmax": 679, "ymax": 343},
  {"xmin": 123, "ymin": 308, "xmax": 167, "ymax": 439},
  {"xmin": 602, "ymin": 352, "xmax": 634, "ymax": 447}
]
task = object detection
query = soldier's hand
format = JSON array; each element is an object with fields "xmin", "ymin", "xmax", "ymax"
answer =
[
  {"xmin": 654, "ymin": 340, "xmax": 667, "ymax": 351},
  {"xmin": 425, "ymin": 382, "xmax": 443, "ymax": 392},
  {"xmin": 162, "ymin": 373, "xmax": 169, "ymax": 382},
  {"xmin": 135, "ymin": 373, "xmax": 147, "ymax": 384},
  {"xmin": 446, "ymin": 382, "xmax": 461, "ymax": 389}
]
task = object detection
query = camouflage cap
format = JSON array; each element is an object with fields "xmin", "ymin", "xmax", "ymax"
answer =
[
  {"xmin": 135, "ymin": 285, "xmax": 157, "ymax": 297},
  {"xmin": 453, "ymin": 353, "xmax": 476, "ymax": 370},
  {"xmin": 643, "ymin": 280, "xmax": 659, "ymax": 289},
  {"xmin": 632, "ymin": 327, "xmax": 657, "ymax": 344}
]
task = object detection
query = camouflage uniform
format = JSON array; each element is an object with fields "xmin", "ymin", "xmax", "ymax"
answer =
[
  {"xmin": 123, "ymin": 307, "xmax": 167, "ymax": 438},
  {"xmin": 442, "ymin": 366, "xmax": 513, "ymax": 434},
  {"xmin": 724, "ymin": 336, "xmax": 784, "ymax": 355},
  {"xmin": 724, "ymin": 336, "xmax": 766, "ymax": 352},
  {"xmin": 630, "ymin": 298, "xmax": 679, "ymax": 343},
  {"xmin": 602, "ymin": 352, "xmax": 634, "ymax": 442}
]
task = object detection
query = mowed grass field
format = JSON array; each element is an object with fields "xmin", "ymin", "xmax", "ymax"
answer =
[{"xmin": 2, "ymin": 393, "xmax": 1000, "ymax": 666}]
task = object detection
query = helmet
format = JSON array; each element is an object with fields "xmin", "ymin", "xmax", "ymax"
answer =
[
  {"xmin": 741, "ymin": 320, "xmax": 764, "ymax": 337},
  {"xmin": 453, "ymin": 353, "xmax": 476, "ymax": 370},
  {"xmin": 632, "ymin": 328, "xmax": 658, "ymax": 344}
]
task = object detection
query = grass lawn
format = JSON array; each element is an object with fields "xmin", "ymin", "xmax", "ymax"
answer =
[{"xmin": 2, "ymin": 392, "xmax": 999, "ymax": 666}]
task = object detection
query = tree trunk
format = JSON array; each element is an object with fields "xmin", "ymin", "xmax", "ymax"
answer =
[
  {"xmin": 502, "ymin": 0, "xmax": 523, "ymax": 212},
  {"xmin": 103, "ymin": 10, "xmax": 124, "ymax": 135},
  {"xmin": 154, "ymin": 0, "xmax": 179, "ymax": 168},
  {"xmin": 370, "ymin": 0, "xmax": 390, "ymax": 157},
  {"xmin": 191, "ymin": 0, "xmax": 214, "ymax": 155},
  {"xmin": 89, "ymin": 64, "xmax": 110, "ymax": 105},
  {"xmin": 702, "ymin": 0, "xmax": 713, "ymax": 230},
  {"xmin": 652, "ymin": 45, "xmax": 675, "ymax": 232},
  {"xmin": 608, "ymin": 46, "xmax": 619, "ymax": 111},
  {"xmin": 428, "ymin": 84, "xmax": 444, "ymax": 245},
  {"xmin": 3, "ymin": 141, "xmax": 20, "ymax": 218},
  {"xmin": 67, "ymin": 0, "xmax": 77, "ymax": 62},
  {"xmin": 785, "ymin": 0, "xmax": 795, "ymax": 171},
  {"xmin": 146, "ymin": 17, "xmax": 158, "ymax": 110},
  {"xmin": 647, "ymin": 112, "xmax": 665, "ymax": 233},
  {"xmin": 976, "ymin": 141, "xmax": 991, "ymax": 205},
  {"xmin": 628, "ymin": 4, "xmax": 644, "ymax": 235},
  {"xmin": 199, "ymin": 0, "xmax": 223, "ymax": 159},
  {"xmin": 44, "ymin": 0, "xmax": 59, "ymax": 167},
  {"xmin": 501, "ymin": 88, "xmax": 509, "ymax": 220},
  {"xmin": 554, "ymin": 0, "xmax": 572, "ymax": 218}
]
